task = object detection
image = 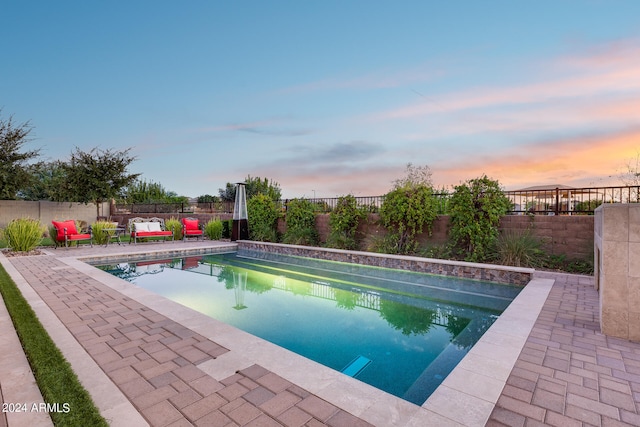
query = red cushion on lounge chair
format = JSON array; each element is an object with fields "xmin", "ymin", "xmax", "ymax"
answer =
[
  {"xmin": 51, "ymin": 220, "xmax": 78, "ymax": 241},
  {"xmin": 183, "ymin": 219, "xmax": 199, "ymax": 231},
  {"xmin": 67, "ymin": 233, "xmax": 92, "ymax": 241}
]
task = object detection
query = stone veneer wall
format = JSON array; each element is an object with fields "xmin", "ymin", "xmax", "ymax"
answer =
[
  {"xmin": 238, "ymin": 241, "xmax": 533, "ymax": 286},
  {"xmin": 595, "ymin": 204, "xmax": 640, "ymax": 341}
]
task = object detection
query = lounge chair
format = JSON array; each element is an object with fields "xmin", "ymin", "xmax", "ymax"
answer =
[
  {"xmin": 181, "ymin": 217, "xmax": 204, "ymax": 241},
  {"xmin": 51, "ymin": 220, "xmax": 93, "ymax": 248}
]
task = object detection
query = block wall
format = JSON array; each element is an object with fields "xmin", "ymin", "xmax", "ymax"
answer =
[
  {"xmin": 280, "ymin": 213, "xmax": 594, "ymax": 259},
  {"xmin": 0, "ymin": 200, "xmax": 110, "ymax": 231}
]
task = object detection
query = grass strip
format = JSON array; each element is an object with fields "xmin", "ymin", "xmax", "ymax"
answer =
[{"xmin": 0, "ymin": 264, "xmax": 108, "ymax": 426}]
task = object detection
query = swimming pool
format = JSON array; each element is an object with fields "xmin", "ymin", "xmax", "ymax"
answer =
[{"xmin": 95, "ymin": 250, "xmax": 522, "ymax": 405}]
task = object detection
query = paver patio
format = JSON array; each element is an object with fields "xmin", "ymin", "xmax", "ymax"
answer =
[{"xmin": 1, "ymin": 242, "xmax": 640, "ymax": 426}]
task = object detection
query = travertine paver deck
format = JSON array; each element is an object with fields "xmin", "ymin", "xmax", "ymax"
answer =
[
  {"xmin": 3, "ymin": 242, "xmax": 640, "ymax": 426},
  {"xmin": 487, "ymin": 272, "xmax": 640, "ymax": 426},
  {"xmin": 2, "ymin": 251, "xmax": 373, "ymax": 427}
]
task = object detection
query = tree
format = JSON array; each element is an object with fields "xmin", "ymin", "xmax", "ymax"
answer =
[
  {"xmin": 448, "ymin": 175, "xmax": 512, "ymax": 262},
  {"xmin": 326, "ymin": 194, "xmax": 366, "ymax": 250},
  {"xmin": 392, "ymin": 163, "xmax": 433, "ymax": 190},
  {"xmin": 55, "ymin": 147, "xmax": 140, "ymax": 217},
  {"xmin": 0, "ymin": 112, "xmax": 40, "ymax": 199},
  {"xmin": 379, "ymin": 185, "xmax": 438, "ymax": 254},
  {"xmin": 119, "ymin": 179, "xmax": 187, "ymax": 204},
  {"xmin": 219, "ymin": 175, "xmax": 282, "ymax": 201},
  {"xmin": 17, "ymin": 161, "xmax": 66, "ymax": 201},
  {"xmin": 197, "ymin": 194, "xmax": 218, "ymax": 203},
  {"xmin": 247, "ymin": 193, "xmax": 279, "ymax": 242},
  {"xmin": 619, "ymin": 151, "xmax": 640, "ymax": 186}
]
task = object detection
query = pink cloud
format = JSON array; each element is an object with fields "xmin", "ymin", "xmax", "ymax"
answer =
[
  {"xmin": 370, "ymin": 39, "xmax": 640, "ymax": 122},
  {"xmin": 431, "ymin": 129, "xmax": 640, "ymax": 190}
]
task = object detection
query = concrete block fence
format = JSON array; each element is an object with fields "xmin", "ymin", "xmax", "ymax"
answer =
[{"xmin": 1, "ymin": 201, "xmax": 593, "ymax": 259}]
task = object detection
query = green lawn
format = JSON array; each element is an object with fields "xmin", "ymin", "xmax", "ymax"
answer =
[{"xmin": 0, "ymin": 264, "xmax": 108, "ymax": 426}]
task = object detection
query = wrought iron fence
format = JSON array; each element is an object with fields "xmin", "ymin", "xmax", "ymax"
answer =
[
  {"xmin": 504, "ymin": 185, "xmax": 640, "ymax": 215},
  {"xmin": 113, "ymin": 185, "xmax": 639, "ymax": 216}
]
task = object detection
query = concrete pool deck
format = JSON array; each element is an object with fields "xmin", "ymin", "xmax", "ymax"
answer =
[{"xmin": 1, "ymin": 242, "xmax": 639, "ymax": 426}]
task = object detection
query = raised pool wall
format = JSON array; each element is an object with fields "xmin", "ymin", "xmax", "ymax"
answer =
[
  {"xmin": 238, "ymin": 241, "xmax": 534, "ymax": 286},
  {"xmin": 595, "ymin": 204, "xmax": 640, "ymax": 341}
]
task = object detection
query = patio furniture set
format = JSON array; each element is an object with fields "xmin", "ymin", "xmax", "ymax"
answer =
[{"xmin": 51, "ymin": 217, "xmax": 205, "ymax": 248}]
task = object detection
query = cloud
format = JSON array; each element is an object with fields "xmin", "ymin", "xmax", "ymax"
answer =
[
  {"xmin": 280, "ymin": 140, "xmax": 385, "ymax": 164},
  {"xmin": 431, "ymin": 128, "xmax": 640, "ymax": 189},
  {"xmin": 369, "ymin": 38, "xmax": 640, "ymax": 123},
  {"xmin": 277, "ymin": 63, "xmax": 445, "ymax": 95},
  {"xmin": 194, "ymin": 118, "xmax": 312, "ymax": 137}
]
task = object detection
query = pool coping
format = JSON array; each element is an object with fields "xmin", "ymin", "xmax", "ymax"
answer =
[{"xmin": 2, "ymin": 243, "xmax": 552, "ymax": 426}]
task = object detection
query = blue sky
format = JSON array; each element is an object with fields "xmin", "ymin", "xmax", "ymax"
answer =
[{"xmin": 2, "ymin": 1, "xmax": 640, "ymax": 198}]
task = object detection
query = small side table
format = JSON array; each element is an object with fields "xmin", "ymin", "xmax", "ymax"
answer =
[{"xmin": 102, "ymin": 227, "xmax": 126, "ymax": 246}]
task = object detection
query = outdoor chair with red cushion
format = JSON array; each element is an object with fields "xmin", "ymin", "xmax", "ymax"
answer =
[
  {"xmin": 51, "ymin": 220, "xmax": 93, "ymax": 248},
  {"xmin": 181, "ymin": 217, "xmax": 204, "ymax": 241}
]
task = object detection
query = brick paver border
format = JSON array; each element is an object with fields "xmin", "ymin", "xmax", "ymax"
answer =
[{"xmin": 5, "ymin": 254, "xmax": 374, "ymax": 426}]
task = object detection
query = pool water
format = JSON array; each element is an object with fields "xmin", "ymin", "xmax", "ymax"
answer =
[{"xmin": 95, "ymin": 250, "xmax": 522, "ymax": 405}]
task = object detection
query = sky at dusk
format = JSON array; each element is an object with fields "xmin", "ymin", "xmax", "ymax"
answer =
[{"xmin": 2, "ymin": 1, "xmax": 640, "ymax": 198}]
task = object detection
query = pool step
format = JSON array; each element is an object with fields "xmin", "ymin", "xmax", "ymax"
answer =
[{"xmin": 341, "ymin": 355, "xmax": 372, "ymax": 377}]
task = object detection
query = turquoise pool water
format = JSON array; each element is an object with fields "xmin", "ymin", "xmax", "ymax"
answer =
[{"xmin": 95, "ymin": 250, "xmax": 522, "ymax": 404}]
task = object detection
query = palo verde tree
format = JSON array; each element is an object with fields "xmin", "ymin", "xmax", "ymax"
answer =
[
  {"xmin": 448, "ymin": 175, "xmax": 512, "ymax": 262},
  {"xmin": 0, "ymin": 112, "xmax": 40, "ymax": 199},
  {"xmin": 55, "ymin": 147, "xmax": 140, "ymax": 217}
]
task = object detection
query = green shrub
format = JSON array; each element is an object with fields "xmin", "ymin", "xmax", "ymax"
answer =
[
  {"xmin": 222, "ymin": 219, "xmax": 232, "ymax": 239},
  {"xmin": 247, "ymin": 194, "xmax": 279, "ymax": 242},
  {"xmin": 1, "ymin": 218, "xmax": 44, "ymax": 252},
  {"xmin": 448, "ymin": 175, "xmax": 512, "ymax": 262},
  {"xmin": 204, "ymin": 218, "xmax": 223, "ymax": 240},
  {"xmin": 379, "ymin": 185, "xmax": 438, "ymax": 255},
  {"xmin": 90, "ymin": 220, "xmax": 118, "ymax": 245},
  {"xmin": 493, "ymin": 230, "xmax": 545, "ymax": 268},
  {"xmin": 283, "ymin": 198, "xmax": 319, "ymax": 246},
  {"xmin": 165, "ymin": 217, "xmax": 182, "ymax": 240},
  {"xmin": 326, "ymin": 195, "xmax": 366, "ymax": 250},
  {"xmin": 543, "ymin": 254, "xmax": 594, "ymax": 274}
]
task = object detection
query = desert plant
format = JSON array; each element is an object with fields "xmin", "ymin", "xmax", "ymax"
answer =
[
  {"xmin": 90, "ymin": 220, "xmax": 117, "ymax": 245},
  {"xmin": 282, "ymin": 198, "xmax": 319, "ymax": 246},
  {"xmin": 204, "ymin": 218, "xmax": 223, "ymax": 240},
  {"xmin": 247, "ymin": 194, "xmax": 279, "ymax": 242},
  {"xmin": 1, "ymin": 217, "xmax": 44, "ymax": 252},
  {"xmin": 165, "ymin": 217, "xmax": 182, "ymax": 240},
  {"xmin": 493, "ymin": 230, "xmax": 545, "ymax": 268},
  {"xmin": 326, "ymin": 194, "xmax": 366, "ymax": 250},
  {"xmin": 448, "ymin": 175, "xmax": 512, "ymax": 262}
]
